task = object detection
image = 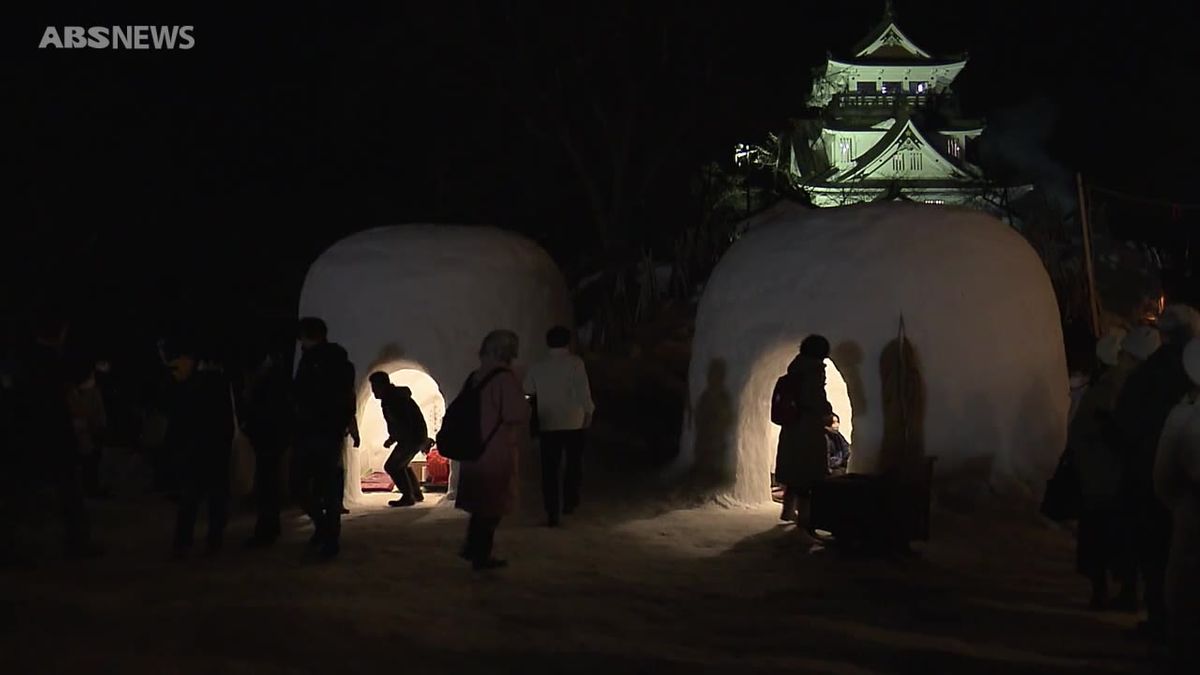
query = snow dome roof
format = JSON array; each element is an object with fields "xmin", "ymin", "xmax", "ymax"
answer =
[
  {"xmin": 682, "ymin": 202, "xmax": 1068, "ymax": 504},
  {"xmin": 301, "ymin": 224, "xmax": 572, "ymax": 502}
]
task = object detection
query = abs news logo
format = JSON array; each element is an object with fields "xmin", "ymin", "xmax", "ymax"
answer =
[{"xmin": 39, "ymin": 26, "xmax": 195, "ymax": 50}]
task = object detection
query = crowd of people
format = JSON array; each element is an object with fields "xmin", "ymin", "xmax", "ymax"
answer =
[
  {"xmin": 4, "ymin": 304, "xmax": 1195, "ymax": 666},
  {"xmin": 1058, "ymin": 304, "xmax": 1200, "ymax": 669},
  {"xmin": 0, "ymin": 315, "xmax": 595, "ymax": 573}
]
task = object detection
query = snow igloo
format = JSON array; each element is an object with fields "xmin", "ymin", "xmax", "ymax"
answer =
[
  {"xmin": 298, "ymin": 225, "xmax": 571, "ymax": 501},
  {"xmin": 680, "ymin": 202, "xmax": 1068, "ymax": 504}
]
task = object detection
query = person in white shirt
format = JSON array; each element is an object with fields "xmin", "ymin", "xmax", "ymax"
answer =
[{"xmin": 524, "ymin": 326, "xmax": 595, "ymax": 527}]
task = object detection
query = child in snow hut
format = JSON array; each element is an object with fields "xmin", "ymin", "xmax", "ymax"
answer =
[{"xmin": 825, "ymin": 413, "xmax": 851, "ymax": 476}]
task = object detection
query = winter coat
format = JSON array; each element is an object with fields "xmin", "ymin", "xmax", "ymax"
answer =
[
  {"xmin": 523, "ymin": 348, "xmax": 595, "ymax": 432},
  {"xmin": 1070, "ymin": 360, "xmax": 1134, "ymax": 508},
  {"xmin": 1114, "ymin": 342, "xmax": 1192, "ymax": 499},
  {"xmin": 379, "ymin": 386, "xmax": 428, "ymax": 452},
  {"xmin": 241, "ymin": 359, "xmax": 293, "ymax": 451},
  {"xmin": 1153, "ymin": 398, "xmax": 1200, "ymax": 655},
  {"xmin": 293, "ymin": 342, "xmax": 356, "ymax": 438},
  {"xmin": 165, "ymin": 370, "xmax": 234, "ymax": 469},
  {"xmin": 455, "ymin": 368, "xmax": 530, "ymax": 518},
  {"xmin": 773, "ymin": 355, "xmax": 833, "ymax": 489},
  {"xmin": 826, "ymin": 429, "xmax": 851, "ymax": 474}
]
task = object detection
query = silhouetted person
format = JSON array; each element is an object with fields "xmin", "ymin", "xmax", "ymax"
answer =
[
  {"xmin": 1155, "ymin": 336, "xmax": 1200, "ymax": 672},
  {"xmin": 242, "ymin": 348, "xmax": 293, "ymax": 547},
  {"xmin": 1072, "ymin": 330, "xmax": 1143, "ymax": 610},
  {"xmin": 293, "ymin": 318, "xmax": 358, "ymax": 559},
  {"xmin": 456, "ymin": 330, "xmax": 530, "ymax": 571},
  {"xmin": 163, "ymin": 340, "xmax": 234, "ymax": 558},
  {"xmin": 524, "ymin": 326, "xmax": 594, "ymax": 526},
  {"xmin": 7, "ymin": 316, "xmax": 102, "ymax": 559},
  {"xmin": 771, "ymin": 335, "xmax": 833, "ymax": 526},
  {"xmin": 66, "ymin": 363, "xmax": 109, "ymax": 499},
  {"xmin": 1114, "ymin": 305, "xmax": 1200, "ymax": 641},
  {"xmin": 371, "ymin": 372, "xmax": 428, "ymax": 507}
]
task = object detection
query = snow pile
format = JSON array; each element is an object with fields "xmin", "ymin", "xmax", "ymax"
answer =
[
  {"xmin": 681, "ymin": 202, "xmax": 1068, "ymax": 504},
  {"xmin": 299, "ymin": 225, "xmax": 572, "ymax": 500}
]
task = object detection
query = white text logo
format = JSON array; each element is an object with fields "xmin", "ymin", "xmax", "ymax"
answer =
[{"xmin": 39, "ymin": 26, "xmax": 195, "ymax": 50}]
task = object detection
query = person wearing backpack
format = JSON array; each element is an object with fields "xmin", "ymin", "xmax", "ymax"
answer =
[
  {"xmin": 441, "ymin": 329, "xmax": 530, "ymax": 571},
  {"xmin": 370, "ymin": 371, "xmax": 429, "ymax": 507},
  {"xmin": 771, "ymin": 335, "xmax": 834, "ymax": 525}
]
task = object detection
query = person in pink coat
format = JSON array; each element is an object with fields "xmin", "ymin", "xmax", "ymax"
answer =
[{"xmin": 456, "ymin": 330, "xmax": 530, "ymax": 571}]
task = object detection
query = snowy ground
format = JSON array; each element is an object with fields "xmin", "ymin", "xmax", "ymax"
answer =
[{"xmin": 1, "ymin": 458, "xmax": 1152, "ymax": 675}]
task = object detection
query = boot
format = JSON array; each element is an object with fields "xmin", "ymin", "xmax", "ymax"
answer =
[{"xmin": 780, "ymin": 489, "xmax": 799, "ymax": 522}]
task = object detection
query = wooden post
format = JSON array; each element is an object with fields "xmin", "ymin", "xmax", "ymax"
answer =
[{"xmin": 1077, "ymin": 173, "xmax": 1102, "ymax": 337}]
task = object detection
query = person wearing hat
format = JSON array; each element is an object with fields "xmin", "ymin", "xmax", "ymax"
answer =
[
  {"xmin": 1114, "ymin": 304, "xmax": 1200, "ymax": 640},
  {"xmin": 770, "ymin": 335, "xmax": 834, "ymax": 525},
  {"xmin": 1070, "ymin": 328, "xmax": 1141, "ymax": 610},
  {"xmin": 1154, "ymin": 336, "xmax": 1200, "ymax": 671},
  {"xmin": 163, "ymin": 338, "xmax": 235, "ymax": 558}
]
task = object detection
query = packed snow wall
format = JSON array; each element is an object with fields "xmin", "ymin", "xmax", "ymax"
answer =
[
  {"xmin": 299, "ymin": 225, "xmax": 572, "ymax": 501},
  {"xmin": 681, "ymin": 202, "xmax": 1068, "ymax": 504}
]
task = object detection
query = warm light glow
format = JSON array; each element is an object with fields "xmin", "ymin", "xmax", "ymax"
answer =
[
  {"xmin": 766, "ymin": 358, "xmax": 854, "ymax": 469},
  {"xmin": 357, "ymin": 368, "xmax": 445, "ymax": 477},
  {"xmin": 823, "ymin": 359, "xmax": 854, "ymax": 440}
]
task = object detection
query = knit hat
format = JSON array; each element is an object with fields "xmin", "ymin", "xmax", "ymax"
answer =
[
  {"xmin": 1122, "ymin": 325, "xmax": 1162, "ymax": 361},
  {"xmin": 1184, "ymin": 338, "xmax": 1200, "ymax": 387},
  {"xmin": 1095, "ymin": 329, "xmax": 1127, "ymax": 367}
]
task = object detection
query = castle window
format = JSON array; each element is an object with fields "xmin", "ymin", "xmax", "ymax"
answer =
[
  {"xmin": 856, "ymin": 81, "xmax": 878, "ymax": 94},
  {"xmin": 946, "ymin": 137, "xmax": 962, "ymax": 158},
  {"xmin": 882, "ymin": 81, "xmax": 903, "ymax": 95},
  {"xmin": 909, "ymin": 82, "xmax": 928, "ymax": 94},
  {"xmin": 838, "ymin": 138, "xmax": 854, "ymax": 164},
  {"xmin": 908, "ymin": 153, "xmax": 923, "ymax": 171},
  {"xmin": 892, "ymin": 154, "xmax": 905, "ymax": 172}
]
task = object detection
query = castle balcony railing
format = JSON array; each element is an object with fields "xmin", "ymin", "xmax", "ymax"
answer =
[{"xmin": 831, "ymin": 93, "xmax": 929, "ymax": 109}]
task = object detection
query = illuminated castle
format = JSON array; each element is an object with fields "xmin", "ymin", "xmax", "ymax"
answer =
[{"xmin": 745, "ymin": 3, "xmax": 1024, "ymax": 211}]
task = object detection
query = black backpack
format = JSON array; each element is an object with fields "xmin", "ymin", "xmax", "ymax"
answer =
[{"xmin": 436, "ymin": 368, "xmax": 508, "ymax": 462}]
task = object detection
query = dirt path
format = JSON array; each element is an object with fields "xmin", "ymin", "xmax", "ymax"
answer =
[{"xmin": 0, "ymin": 485, "xmax": 1150, "ymax": 674}]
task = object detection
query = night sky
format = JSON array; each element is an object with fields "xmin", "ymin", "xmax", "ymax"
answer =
[{"xmin": 4, "ymin": 1, "xmax": 1198, "ymax": 343}]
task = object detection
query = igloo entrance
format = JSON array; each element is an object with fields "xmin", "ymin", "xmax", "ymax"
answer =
[
  {"xmin": 353, "ymin": 365, "xmax": 447, "ymax": 497},
  {"xmin": 752, "ymin": 344, "xmax": 855, "ymax": 496}
]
